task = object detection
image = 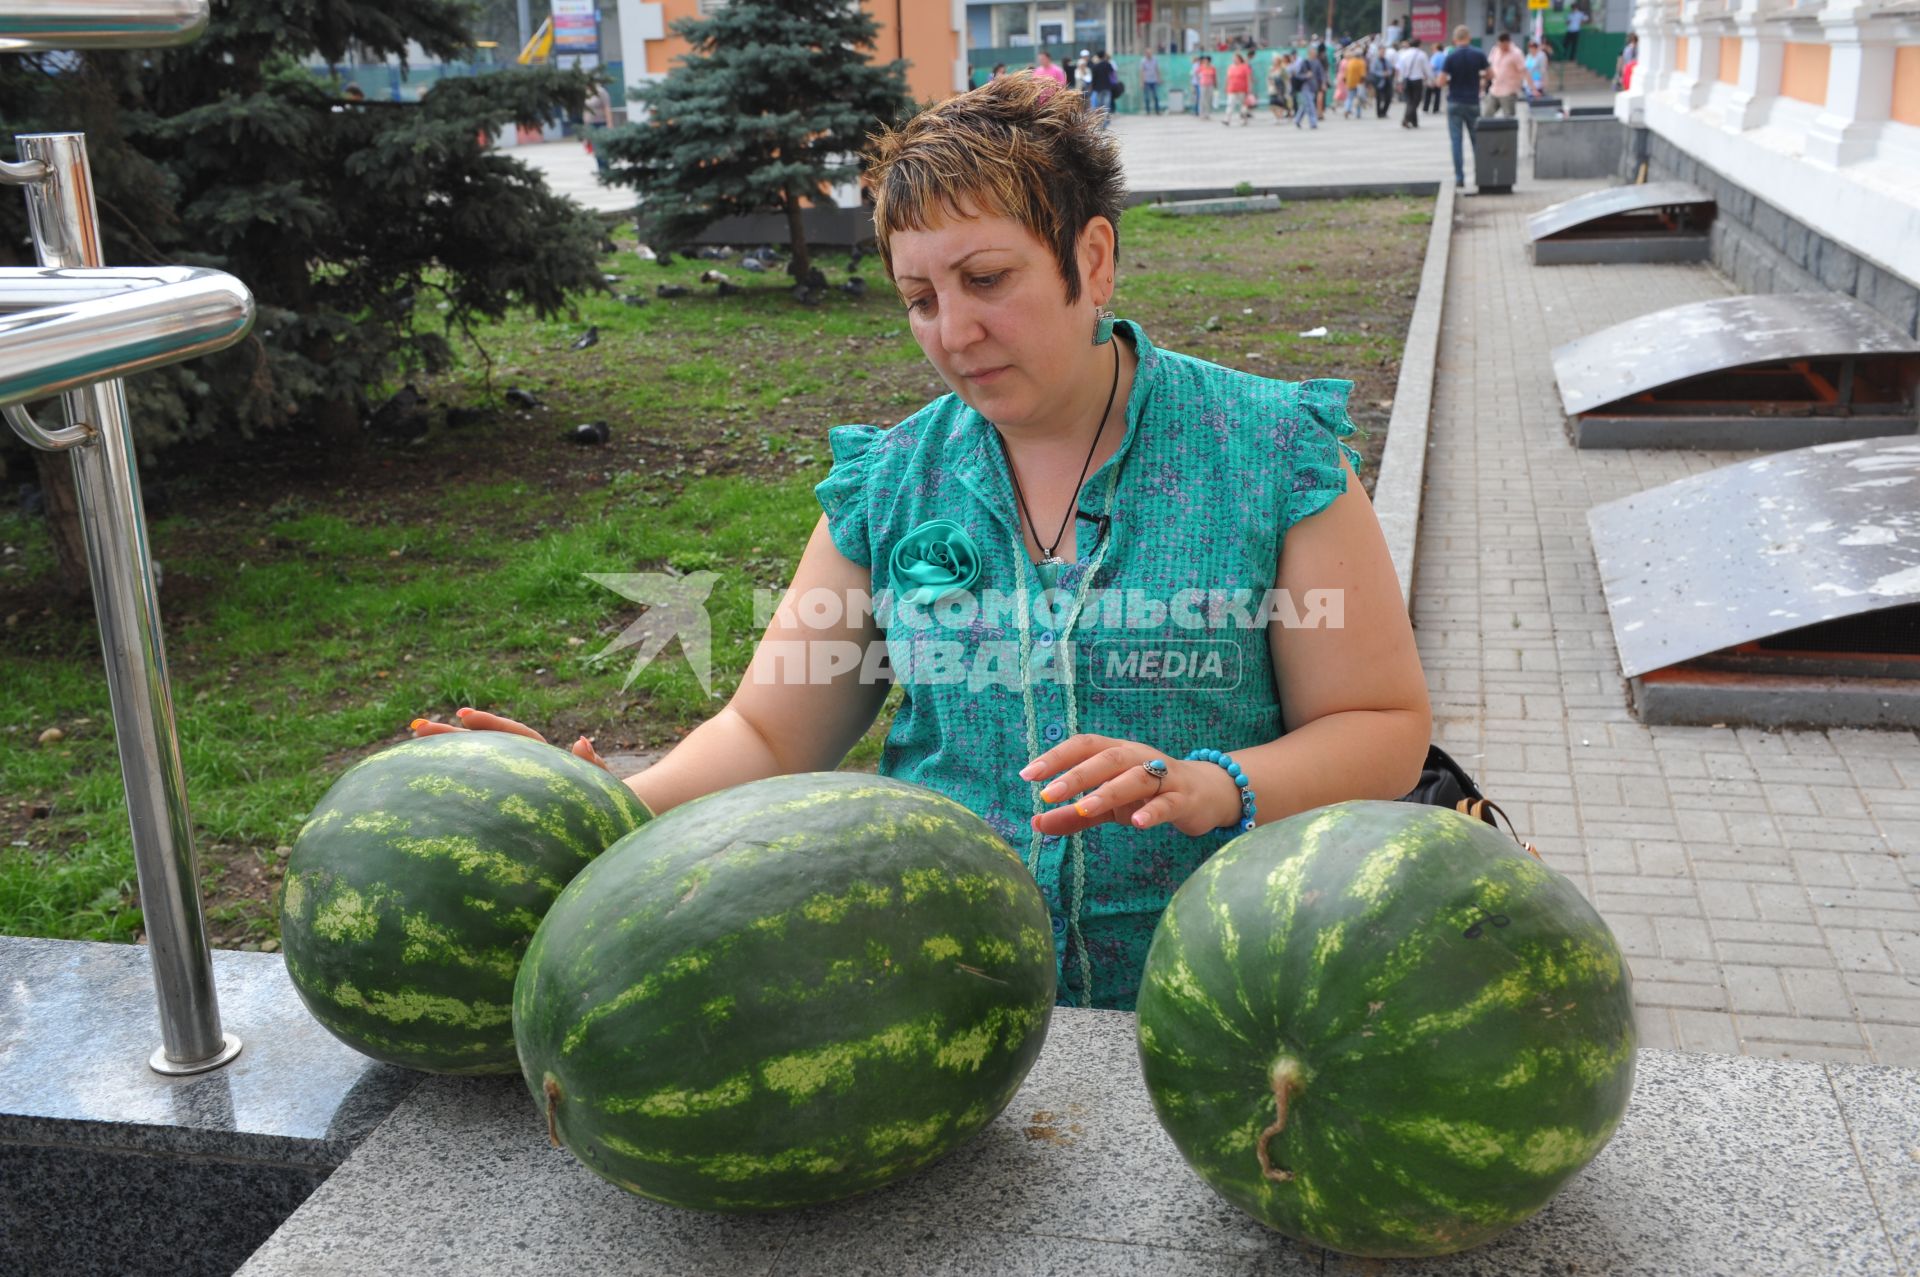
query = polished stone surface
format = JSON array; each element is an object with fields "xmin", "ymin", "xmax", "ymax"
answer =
[
  {"xmin": 237, "ymin": 1008, "xmax": 1920, "ymax": 1276},
  {"xmin": 0, "ymin": 935, "xmax": 420, "ymax": 1165},
  {"xmin": 2, "ymin": 1143, "xmax": 327, "ymax": 1277}
]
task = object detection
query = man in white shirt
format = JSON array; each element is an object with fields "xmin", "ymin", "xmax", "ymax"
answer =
[
  {"xmin": 1395, "ymin": 41, "xmax": 1430, "ymax": 128},
  {"xmin": 1563, "ymin": 3, "xmax": 1586, "ymax": 65}
]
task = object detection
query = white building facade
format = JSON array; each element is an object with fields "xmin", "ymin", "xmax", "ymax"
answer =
[{"xmin": 1618, "ymin": 0, "xmax": 1920, "ymax": 310}]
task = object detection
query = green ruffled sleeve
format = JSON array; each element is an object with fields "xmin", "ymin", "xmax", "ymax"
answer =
[
  {"xmin": 813, "ymin": 424, "xmax": 885, "ymax": 566},
  {"xmin": 1282, "ymin": 378, "xmax": 1365, "ymax": 535}
]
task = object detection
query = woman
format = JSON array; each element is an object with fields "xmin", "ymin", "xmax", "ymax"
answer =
[
  {"xmin": 1340, "ymin": 48, "xmax": 1368, "ymax": 118},
  {"xmin": 418, "ymin": 78, "xmax": 1430, "ymax": 1010},
  {"xmin": 1525, "ymin": 40, "xmax": 1545, "ymax": 97},
  {"xmin": 1222, "ymin": 50, "xmax": 1253, "ymax": 125},
  {"xmin": 1268, "ymin": 52, "xmax": 1292, "ymax": 120},
  {"xmin": 1194, "ymin": 53, "xmax": 1218, "ymax": 120}
]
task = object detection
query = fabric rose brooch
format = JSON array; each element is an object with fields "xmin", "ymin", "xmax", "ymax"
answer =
[{"xmin": 889, "ymin": 519, "xmax": 982, "ymax": 607}]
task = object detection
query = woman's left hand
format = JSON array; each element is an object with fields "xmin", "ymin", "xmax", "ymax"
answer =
[{"xmin": 1020, "ymin": 734, "xmax": 1243, "ymax": 838}]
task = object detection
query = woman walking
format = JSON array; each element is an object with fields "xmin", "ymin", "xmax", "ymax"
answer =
[{"xmin": 1223, "ymin": 50, "xmax": 1253, "ymax": 125}]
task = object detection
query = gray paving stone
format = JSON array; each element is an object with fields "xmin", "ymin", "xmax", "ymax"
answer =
[{"xmin": 1413, "ymin": 183, "xmax": 1920, "ymax": 1066}]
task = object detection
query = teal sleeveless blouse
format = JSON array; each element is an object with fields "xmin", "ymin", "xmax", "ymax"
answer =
[{"xmin": 813, "ymin": 320, "xmax": 1361, "ymax": 1009}]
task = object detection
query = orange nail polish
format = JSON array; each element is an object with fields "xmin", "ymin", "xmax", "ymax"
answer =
[
  {"xmin": 410, "ymin": 719, "xmax": 426, "ymax": 731},
  {"xmin": 456, "ymin": 707, "xmax": 473, "ymax": 717}
]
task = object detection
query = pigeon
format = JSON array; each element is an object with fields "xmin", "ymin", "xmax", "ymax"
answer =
[
  {"xmin": 840, "ymin": 277, "xmax": 867, "ymax": 297},
  {"xmin": 652, "ymin": 250, "xmax": 674, "ymax": 267},
  {"xmin": 716, "ymin": 280, "xmax": 742, "ymax": 297},
  {"xmin": 847, "ymin": 243, "xmax": 866, "ymax": 270},
  {"xmin": 805, "ymin": 266, "xmax": 828, "ymax": 290},
  {"xmin": 367, "ymin": 384, "xmax": 430, "ymax": 441},
  {"xmin": 505, "ymin": 388, "xmax": 543, "ymax": 410},
  {"xmin": 444, "ymin": 406, "xmax": 486, "ymax": 430},
  {"xmin": 567, "ymin": 421, "xmax": 611, "ymax": 446},
  {"xmin": 598, "ymin": 237, "xmax": 618, "ymax": 254},
  {"xmin": 696, "ymin": 245, "xmax": 732, "ymax": 261},
  {"xmin": 699, "ymin": 269, "xmax": 730, "ymax": 284},
  {"xmin": 656, "ymin": 284, "xmax": 688, "ymax": 298},
  {"xmin": 791, "ymin": 285, "xmax": 821, "ymax": 307},
  {"xmin": 602, "ymin": 273, "xmax": 622, "ymax": 285},
  {"xmin": 739, "ymin": 256, "xmax": 767, "ymax": 273},
  {"xmin": 619, "ymin": 293, "xmax": 650, "ymax": 307},
  {"xmin": 750, "ymin": 245, "xmax": 782, "ymax": 264},
  {"xmin": 570, "ymin": 326, "xmax": 600, "ymax": 351}
]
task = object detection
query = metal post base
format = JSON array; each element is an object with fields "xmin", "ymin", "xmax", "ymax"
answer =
[{"xmin": 150, "ymin": 1031, "xmax": 243, "ymax": 1076}]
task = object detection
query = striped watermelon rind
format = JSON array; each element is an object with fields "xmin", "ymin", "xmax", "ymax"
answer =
[
  {"xmin": 280, "ymin": 732, "xmax": 652, "ymax": 1074},
  {"xmin": 512, "ymin": 771, "xmax": 1057, "ymax": 1212},
  {"xmin": 1136, "ymin": 800, "xmax": 1635, "ymax": 1258}
]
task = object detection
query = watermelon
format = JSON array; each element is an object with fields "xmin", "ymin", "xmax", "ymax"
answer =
[
  {"xmin": 512, "ymin": 772, "xmax": 1056, "ymax": 1212},
  {"xmin": 1136, "ymin": 801, "xmax": 1634, "ymax": 1258},
  {"xmin": 280, "ymin": 731, "xmax": 651, "ymax": 1074}
]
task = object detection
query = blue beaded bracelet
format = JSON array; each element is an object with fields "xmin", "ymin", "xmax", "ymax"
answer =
[{"xmin": 1184, "ymin": 748, "xmax": 1258, "ymax": 835}]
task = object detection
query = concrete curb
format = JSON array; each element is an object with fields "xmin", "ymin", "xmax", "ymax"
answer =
[
  {"xmin": 1125, "ymin": 180, "xmax": 1442, "ymax": 206},
  {"xmin": 1371, "ymin": 180, "xmax": 1453, "ymax": 613}
]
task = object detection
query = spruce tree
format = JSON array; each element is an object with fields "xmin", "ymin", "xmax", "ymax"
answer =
[
  {"xmin": 0, "ymin": 0, "xmax": 608, "ymax": 596},
  {"xmin": 601, "ymin": 0, "xmax": 913, "ymax": 283}
]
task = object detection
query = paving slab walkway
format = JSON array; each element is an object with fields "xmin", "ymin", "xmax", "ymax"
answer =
[
  {"xmin": 1424, "ymin": 180, "xmax": 1920, "ymax": 1069},
  {"xmin": 513, "ymin": 82, "xmax": 1620, "ymax": 216}
]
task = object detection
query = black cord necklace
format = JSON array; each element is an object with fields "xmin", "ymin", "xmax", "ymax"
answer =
[{"xmin": 997, "ymin": 339, "xmax": 1121, "ymax": 568}]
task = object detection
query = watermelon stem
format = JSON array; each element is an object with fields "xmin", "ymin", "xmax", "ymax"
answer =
[
  {"xmin": 1255, "ymin": 1057, "xmax": 1304, "ymax": 1183},
  {"xmin": 544, "ymin": 1075, "xmax": 563, "ymax": 1149}
]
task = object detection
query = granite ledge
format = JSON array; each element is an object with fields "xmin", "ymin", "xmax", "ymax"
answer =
[{"xmin": 237, "ymin": 1008, "xmax": 1920, "ymax": 1277}]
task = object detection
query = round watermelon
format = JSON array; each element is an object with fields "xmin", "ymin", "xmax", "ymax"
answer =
[
  {"xmin": 280, "ymin": 732, "xmax": 652, "ymax": 1074},
  {"xmin": 1136, "ymin": 800, "xmax": 1635, "ymax": 1258},
  {"xmin": 512, "ymin": 772, "xmax": 1056, "ymax": 1212}
]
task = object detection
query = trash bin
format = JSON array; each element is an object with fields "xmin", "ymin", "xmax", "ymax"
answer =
[
  {"xmin": 1167, "ymin": 86, "xmax": 1185, "ymax": 113},
  {"xmin": 1473, "ymin": 116, "xmax": 1518, "ymax": 194}
]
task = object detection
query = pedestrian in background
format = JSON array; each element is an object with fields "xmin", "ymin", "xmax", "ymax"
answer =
[
  {"xmin": 1035, "ymin": 50, "xmax": 1068, "ymax": 87},
  {"xmin": 1484, "ymin": 31, "xmax": 1525, "ymax": 115},
  {"xmin": 1424, "ymin": 41, "xmax": 1446, "ymax": 113},
  {"xmin": 1195, "ymin": 54, "xmax": 1218, "ymax": 119},
  {"xmin": 1340, "ymin": 47, "xmax": 1368, "ymax": 118},
  {"xmin": 1563, "ymin": 2, "xmax": 1587, "ymax": 65},
  {"xmin": 1140, "ymin": 50, "xmax": 1163, "ymax": 114},
  {"xmin": 1370, "ymin": 40, "xmax": 1395, "ymax": 118},
  {"xmin": 1268, "ymin": 52, "xmax": 1293, "ymax": 120},
  {"xmin": 1436, "ymin": 24, "xmax": 1490, "ymax": 189},
  {"xmin": 1188, "ymin": 54, "xmax": 1203, "ymax": 114},
  {"xmin": 1224, "ymin": 50, "xmax": 1253, "ymax": 125},
  {"xmin": 1292, "ymin": 48, "xmax": 1323, "ymax": 128},
  {"xmin": 582, "ymin": 81, "xmax": 614, "ymax": 176},
  {"xmin": 1090, "ymin": 50, "xmax": 1117, "ymax": 123},
  {"xmin": 1396, "ymin": 39, "xmax": 1428, "ymax": 128}
]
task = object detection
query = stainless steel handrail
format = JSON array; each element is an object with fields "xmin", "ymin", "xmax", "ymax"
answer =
[
  {"xmin": 0, "ymin": 264, "xmax": 213, "ymax": 312},
  {"xmin": 0, "ymin": 0, "xmax": 207, "ymax": 50},
  {"xmin": 0, "ymin": 270, "xmax": 252, "ymax": 404},
  {"xmin": 5, "ymin": 128, "xmax": 253, "ymax": 1076}
]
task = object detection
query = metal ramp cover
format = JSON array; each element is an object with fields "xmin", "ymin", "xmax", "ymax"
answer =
[
  {"xmin": 1589, "ymin": 436, "xmax": 1920, "ymax": 680},
  {"xmin": 1526, "ymin": 181, "xmax": 1714, "ymax": 244},
  {"xmin": 1554, "ymin": 294, "xmax": 1919, "ymax": 419}
]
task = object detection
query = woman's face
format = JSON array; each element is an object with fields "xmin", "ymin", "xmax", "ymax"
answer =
[{"xmin": 889, "ymin": 205, "xmax": 1110, "ymax": 431}]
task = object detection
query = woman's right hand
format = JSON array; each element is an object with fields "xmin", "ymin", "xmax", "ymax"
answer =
[{"xmin": 409, "ymin": 707, "xmax": 611, "ymax": 772}]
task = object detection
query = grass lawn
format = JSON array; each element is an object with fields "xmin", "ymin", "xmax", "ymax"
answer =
[{"xmin": 0, "ymin": 196, "xmax": 1428, "ymax": 947}]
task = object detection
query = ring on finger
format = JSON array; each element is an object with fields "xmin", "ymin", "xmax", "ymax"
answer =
[{"xmin": 1140, "ymin": 758, "xmax": 1168, "ymax": 792}]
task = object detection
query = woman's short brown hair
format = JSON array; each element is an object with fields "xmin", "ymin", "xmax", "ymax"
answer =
[{"xmin": 861, "ymin": 74, "xmax": 1125, "ymax": 306}]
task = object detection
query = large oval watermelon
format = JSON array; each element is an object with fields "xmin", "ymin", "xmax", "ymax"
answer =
[
  {"xmin": 513, "ymin": 772, "xmax": 1056, "ymax": 1212},
  {"xmin": 281, "ymin": 732, "xmax": 651, "ymax": 1074},
  {"xmin": 1136, "ymin": 800, "xmax": 1634, "ymax": 1258}
]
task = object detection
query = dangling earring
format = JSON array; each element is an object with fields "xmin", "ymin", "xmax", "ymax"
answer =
[{"xmin": 1092, "ymin": 305, "xmax": 1116, "ymax": 345}]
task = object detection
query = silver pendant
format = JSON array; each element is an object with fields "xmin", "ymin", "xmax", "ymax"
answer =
[{"xmin": 1039, "ymin": 555, "xmax": 1065, "ymax": 567}]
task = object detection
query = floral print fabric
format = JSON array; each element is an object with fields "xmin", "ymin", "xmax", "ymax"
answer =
[{"xmin": 812, "ymin": 320, "xmax": 1361, "ymax": 1009}]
